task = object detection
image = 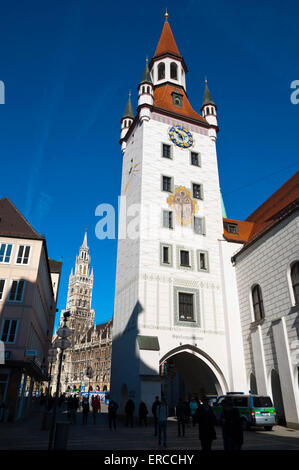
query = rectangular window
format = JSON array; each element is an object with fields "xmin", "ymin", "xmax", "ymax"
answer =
[
  {"xmin": 180, "ymin": 250, "xmax": 190, "ymax": 267},
  {"xmin": 224, "ymin": 222, "xmax": 239, "ymax": 234},
  {"xmin": 192, "ymin": 183, "xmax": 203, "ymax": 200},
  {"xmin": 194, "ymin": 216, "xmax": 206, "ymax": 235},
  {"xmin": 0, "ymin": 279, "xmax": 5, "ymax": 300},
  {"xmin": 1, "ymin": 319, "xmax": 18, "ymax": 343},
  {"xmin": 16, "ymin": 246, "xmax": 31, "ymax": 265},
  {"xmin": 162, "ymin": 144, "xmax": 171, "ymax": 159},
  {"xmin": 0, "ymin": 244, "xmax": 12, "ymax": 263},
  {"xmin": 163, "ymin": 210, "xmax": 173, "ymax": 229},
  {"xmin": 162, "ymin": 176, "xmax": 172, "ymax": 192},
  {"xmin": 198, "ymin": 251, "xmax": 209, "ymax": 271},
  {"xmin": 179, "ymin": 293, "xmax": 194, "ymax": 321},
  {"xmin": 163, "ymin": 246, "xmax": 169, "ymax": 264},
  {"xmin": 8, "ymin": 280, "xmax": 25, "ymax": 302},
  {"xmin": 191, "ymin": 152, "xmax": 200, "ymax": 167}
]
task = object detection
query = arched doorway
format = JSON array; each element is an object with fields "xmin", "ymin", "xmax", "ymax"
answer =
[
  {"xmin": 160, "ymin": 345, "xmax": 228, "ymax": 413},
  {"xmin": 270, "ymin": 369, "xmax": 286, "ymax": 425},
  {"xmin": 249, "ymin": 373, "xmax": 257, "ymax": 394}
]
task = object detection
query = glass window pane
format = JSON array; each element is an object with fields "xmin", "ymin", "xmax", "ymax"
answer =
[
  {"xmin": 8, "ymin": 320, "xmax": 17, "ymax": 342},
  {"xmin": 9, "ymin": 281, "xmax": 17, "ymax": 301},
  {"xmin": 0, "ymin": 244, "xmax": 5, "ymax": 263},
  {"xmin": 1, "ymin": 320, "xmax": 10, "ymax": 342},
  {"xmin": 0, "ymin": 280, "xmax": 5, "ymax": 299},
  {"xmin": 4, "ymin": 244, "xmax": 12, "ymax": 263},
  {"xmin": 17, "ymin": 246, "xmax": 24, "ymax": 263},
  {"xmin": 16, "ymin": 280, "xmax": 25, "ymax": 301},
  {"xmin": 23, "ymin": 246, "xmax": 30, "ymax": 264}
]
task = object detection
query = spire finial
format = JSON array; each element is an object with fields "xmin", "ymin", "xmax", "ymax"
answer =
[
  {"xmin": 164, "ymin": 8, "xmax": 169, "ymax": 22},
  {"xmin": 129, "ymin": 90, "xmax": 131, "ymax": 97},
  {"xmin": 205, "ymin": 75, "xmax": 208, "ymax": 84},
  {"xmin": 146, "ymin": 56, "xmax": 148, "ymax": 64}
]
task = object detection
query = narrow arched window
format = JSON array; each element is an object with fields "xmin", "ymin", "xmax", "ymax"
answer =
[
  {"xmin": 291, "ymin": 261, "xmax": 299, "ymax": 305},
  {"xmin": 147, "ymin": 86, "xmax": 150, "ymax": 93},
  {"xmin": 252, "ymin": 284, "xmax": 265, "ymax": 321},
  {"xmin": 170, "ymin": 62, "xmax": 178, "ymax": 80},
  {"xmin": 158, "ymin": 62, "xmax": 165, "ymax": 80}
]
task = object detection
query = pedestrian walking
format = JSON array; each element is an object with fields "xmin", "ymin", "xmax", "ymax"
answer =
[
  {"xmin": 82, "ymin": 397, "xmax": 90, "ymax": 424},
  {"xmin": 138, "ymin": 401, "xmax": 148, "ymax": 427},
  {"xmin": 176, "ymin": 398, "xmax": 188, "ymax": 437},
  {"xmin": 152, "ymin": 396, "xmax": 160, "ymax": 436},
  {"xmin": 189, "ymin": 396, "xmax": 198, "ymax": 426},
  {"xmin": 92, "ymin": 396, "xmax": 101, "ymax": 424},
  {"xmin": 108, "ymin": 399, "xmax": 118, "ymax": 430},
  {"xmin": 125, "ymin": 399, "xmax": 135, "ymax": 427},
  {"xmin": 195, "ymin": 397, "xmax": 217, "ymax": 451},
  {"xmin": 157, "ymin": 398, "xmax": 168, "ymax": 447},
  {"xmin": 220, "ymin": 398, "xmax": 243, "ymax": 451}
]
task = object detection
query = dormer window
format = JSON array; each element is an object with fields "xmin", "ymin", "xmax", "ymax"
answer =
[
  {"xmin": 172, "ymin": 89, "xmax": 183, "ymax": 107},
  {"xmin": 170, "ymin": 62, "xmax": 178, "ymax": 80},
  {"xmin": 158, "ymin": 62, "xmax": 165, "ymax": 80},
  {"xmin": 224, "ymin": 222, "xmax": 239, "ymax": 234}
]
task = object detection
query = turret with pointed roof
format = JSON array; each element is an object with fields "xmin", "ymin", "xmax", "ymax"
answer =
[
  {"xmin": 201, "ymin": 78, "xmax": 218, "ymax": 140},
  {"xmin": 120, "ymin": 92, "xmax": 135, "ymax": 153},
  {"xmin": 138, "ymin": 58, "xmax": 154, "ymax": 122}
]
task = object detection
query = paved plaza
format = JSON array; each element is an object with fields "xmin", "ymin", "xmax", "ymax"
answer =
[{"xmin": 0, "ymin": 406, "xmax": 298, "ymax": 451}]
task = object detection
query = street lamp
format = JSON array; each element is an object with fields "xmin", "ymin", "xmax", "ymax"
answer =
[{"xmin": 48, "ymin": 311, "xmax": 71, "ymax": 450}]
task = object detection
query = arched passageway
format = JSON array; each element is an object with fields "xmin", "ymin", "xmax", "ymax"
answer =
[{"xmin": 160, "ymin": 346, "xmax": 227, "ymax": 413}]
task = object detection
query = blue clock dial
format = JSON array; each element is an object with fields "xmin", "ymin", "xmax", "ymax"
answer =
[{"xmin": 168, "ymin": 125, "xmax": 194, "ymax": 149}]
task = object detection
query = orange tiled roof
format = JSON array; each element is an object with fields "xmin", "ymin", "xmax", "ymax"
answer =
[
  {"xmin": 245, "ymin": 170, "xmax": 299, "ymax": 243},
  {"xmin": 154, "ymin": 21, "xmax": 180, "ymax": 57},
  {"xmin": 223, "ymin": 171, "xmax": 299, "ymax": 246},
  {"xmin": 223, "ymin": 218, "xmax": 254, "ymax": 243},
  {"xmin": 153, "ymin": 84, "xmax": 206, "ymax": 123}
]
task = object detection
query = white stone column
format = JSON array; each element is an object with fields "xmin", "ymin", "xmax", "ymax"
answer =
[{"xmin": 272, "ymin": 317, "xmax": 299, "ymax": 428}]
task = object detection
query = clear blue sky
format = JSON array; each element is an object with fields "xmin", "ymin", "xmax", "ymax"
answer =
[{"xmin": 0, "ymin": 0, "xmax": 298, "ymax": 328}]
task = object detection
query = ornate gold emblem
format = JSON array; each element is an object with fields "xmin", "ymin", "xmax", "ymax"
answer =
[{"xmin": 167, "ymin": 186, "xmax": 198, "ymax": 226}]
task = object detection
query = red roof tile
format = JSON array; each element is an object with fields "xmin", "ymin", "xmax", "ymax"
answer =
[
  {"xmin": 153, "ymin": 84, "xmax": 206, "ymax": 123},
  {"xmin": 224, "ymin": 171, "xmax": 299, "ymax": 246},
  {"xmin": 154, "ymin": 21, "xmax": 180, "ymax": 58}
]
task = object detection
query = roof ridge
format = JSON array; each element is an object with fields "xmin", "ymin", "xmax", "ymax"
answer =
[{"xmin": 0, "ymin": 197, "xmax": 43, "ymax": 239}]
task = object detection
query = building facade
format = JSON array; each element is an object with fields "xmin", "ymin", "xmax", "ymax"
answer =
[
  {"xmin": 51, "ymin": 232, "xmax": 112, "ymax": 395},
  {"xmin": 229, "ymin": 173, "xmax": 299, "ymax": 428},
  {"xmin": 0, "ymin": 198, "xmax": 62, "ymax": 421},
  {"xmin": 111, "ymin": 13, "xmax": 247, "ymax": 413}
]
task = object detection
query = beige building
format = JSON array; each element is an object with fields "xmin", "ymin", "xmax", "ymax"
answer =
[
  {"xmin": 0, "ymin": 198, "xmax": 62, "ymax": 421},
  {"xmin": 51, "ymin": 232, "xmax": 112, "ymax": 395}
]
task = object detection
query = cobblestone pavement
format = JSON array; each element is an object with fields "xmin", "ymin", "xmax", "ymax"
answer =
[{"xmin": 0, "ymin": 406, "xmax": 298, "ymax": 450}]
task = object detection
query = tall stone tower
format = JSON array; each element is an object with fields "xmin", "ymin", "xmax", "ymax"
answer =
[
  {"xmin": 60, "ymin": 230, "xmax": 95, "ymax": 344},
  {"xmin": 111, "ymin": 13, "xmax": 247, "ymax": 411}
]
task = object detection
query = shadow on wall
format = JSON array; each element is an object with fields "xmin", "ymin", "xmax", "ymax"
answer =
[
  {"xmin": 110, "ymin": 300, "xmax": 158, "ymax": 414},
  {"xmin": 0, "ymin": 279, "xmax": 52, "ymax": 421}
]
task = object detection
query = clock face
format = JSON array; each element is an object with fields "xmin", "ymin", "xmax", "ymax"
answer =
[{"xmin": 168, "ymin": 125, "xmax": 194, "ymax": 149}]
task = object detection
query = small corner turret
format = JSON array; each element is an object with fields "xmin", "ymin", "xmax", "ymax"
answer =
[
  {"xmin": 120, "ymin": 92, "xmax": 134, "ymax": 153},
  {"xmin": 201, "ymin": 78, "xmax": 218, "ymax": 141},
  {"xmin": 138, "ymin": 58, "xmax": 154, "ymax": 122}
]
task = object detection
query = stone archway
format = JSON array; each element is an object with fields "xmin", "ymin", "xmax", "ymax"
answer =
[{"xmin": 160, "ymin": 345, "xmax": 228, "ymax": 411}]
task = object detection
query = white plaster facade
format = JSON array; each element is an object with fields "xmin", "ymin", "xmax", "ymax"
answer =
[
  {"xmin": 111, "ymin": 19, "xmax": 247, "ymax": 412},
  {"xmin": 233, "ymin": 211, "xmax": 299, "ymax": 428}
]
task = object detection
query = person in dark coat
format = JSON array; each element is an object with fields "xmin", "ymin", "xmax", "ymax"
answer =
[
  {"xmin": 176, "ymin": 398, "xmax": 188, "ymax": 437},
  {"xmin": 195, "ymin": 397, "xmax": 217, "ymax": 451},
  {"xmin": 125, "ymin": 399, "xmax": 135, "ymax": 428},
  {"xmin": 152, "ymin": 396, "xmax": 160, "ymax": 436},
  {"xmin": 81, "ymin": 397, "xmax": 90, "ymax": 425},
  {"xmin": 108, "ymin": 399, "xmax": 118, "ymax": 430},
  {"xmin": 220, "ymin": 398, "xmax": 244, "ymax": 451},
  {"xmin": 138, "ymin": 401, "xmax": 148, "ymax": 427}
]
